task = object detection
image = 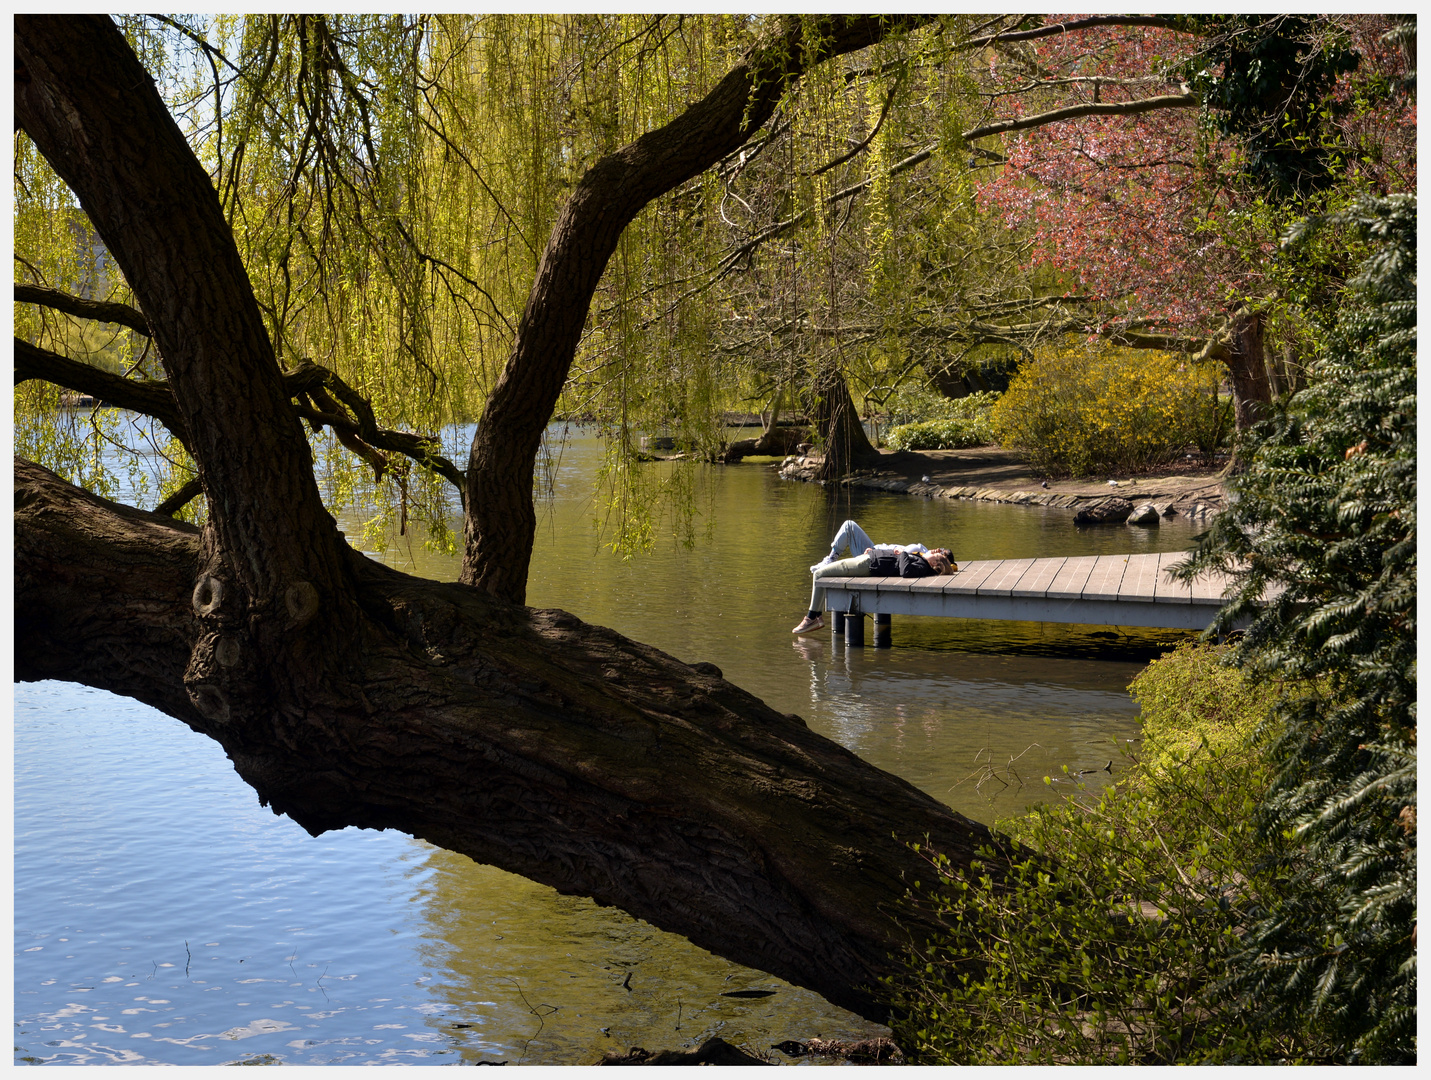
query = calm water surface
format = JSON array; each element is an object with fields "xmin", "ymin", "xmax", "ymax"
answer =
[{"xmin": 14, "ymin": 427, "xmax": 1206, "ymax": 1065}]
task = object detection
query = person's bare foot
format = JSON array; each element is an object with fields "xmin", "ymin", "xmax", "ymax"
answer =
[{"xmin": 792, "ymin": 615, "xmax": 824, "ymax": 634}]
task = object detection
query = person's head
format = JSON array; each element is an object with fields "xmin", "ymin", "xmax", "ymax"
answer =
[{"xmin": 927, "ymin": 550, "xmax": 952, "ymax": 574}]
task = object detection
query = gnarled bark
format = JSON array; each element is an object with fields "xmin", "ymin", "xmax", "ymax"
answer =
[{"xmin": 16, "ymin": 456, "xmax": 1001, "ymax": 1022}]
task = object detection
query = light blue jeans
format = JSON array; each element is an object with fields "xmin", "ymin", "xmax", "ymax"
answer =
[
  {"xmin": 809, "ymin": 553, "xmax": 874, "ymax": 613},
  {"xmin": 818, "ymin": 520, "xmax": 876, "ymax": 567}
]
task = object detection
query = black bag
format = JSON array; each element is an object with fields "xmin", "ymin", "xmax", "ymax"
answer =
[
  {"xmin": 868, "ymin": 551, "xmax": 935, "ymax": 578},
  {"xmin": 896, "ymin": 551, "xmax": 936, "ymax": 577}
]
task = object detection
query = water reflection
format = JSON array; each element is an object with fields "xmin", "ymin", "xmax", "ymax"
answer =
[
  {"xmin": 16, "ymin": 425, "xmax": 1201, "ymax": 1063},
  {"xmin": 409, "ymin": 852, "xmax": 875, "ymax": 1065},
  {"xmin": 14, "ymin": 685, "xmax": 883, "ymax": 1066}
]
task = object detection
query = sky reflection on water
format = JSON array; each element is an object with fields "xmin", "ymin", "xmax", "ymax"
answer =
[{"xmin": 15, "ymin": 427, "xmax": 1206, "ymax": 1064}]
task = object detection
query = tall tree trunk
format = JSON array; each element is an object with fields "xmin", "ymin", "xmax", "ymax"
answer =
[
  {"xmin": 460, "ymin": 15, "xmax": 931, "ymax": 604},
  {"xmin": 16, "ymin": 15, "xmax": 360, "ymax": 730},
  {"xmin": 1224, "ymin": 307, "xmax": 1273, "ymax": 431},
  {"xmin": 814, "ymin": 365, "xmax": 881, "ymax": 481},
  {"xmin": 14, "ymin": 13, "xmax": 1002, "ymax": 1028}
]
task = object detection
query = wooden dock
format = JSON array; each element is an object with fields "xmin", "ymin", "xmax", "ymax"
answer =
[{"xmin": 819, "ymin": 551, "xmax": 1248, "ymax": 644}]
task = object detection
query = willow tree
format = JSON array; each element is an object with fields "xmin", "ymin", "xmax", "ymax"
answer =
[{"xmin": 13, "ymin": 12, "xmax": 1039, "ymax": 1024}]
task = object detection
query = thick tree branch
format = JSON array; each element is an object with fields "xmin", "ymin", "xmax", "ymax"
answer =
[
  {"xmin": 14, "ymin": 338, "xmax": 188, "ymax": 442},
  {"xmin": 14, "ymin": 283, "xmax": 152, "ymax": 336},
  {"xmin": 15, "ymin": 338, "xmax": 464, "ymax": 494},
  {"xmin": 962, "ymin": 92, "xmax": 1198, "ymax": 142},
  {"xmin": 463, "ymin": 14, "xmax": 936, "ymax": 602},
  {"xmin": 155, "ymin": 476, "xmax": 204, "ymax": 517}
]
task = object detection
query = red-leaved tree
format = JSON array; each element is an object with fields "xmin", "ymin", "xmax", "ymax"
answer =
[{"xmin": 973, "ymin": 15, "xmax": 1415, "ymax": 427}]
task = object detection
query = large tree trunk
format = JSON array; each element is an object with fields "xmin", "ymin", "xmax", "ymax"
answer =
[
  {"xmin": 14, "ymin": 13, "xmax": 997, "ymax": 1028},
  {"xmin": 814, "ymin": 364, "xmax": 882, "ymax": 481},
  {"xmin": 16, "ymin": 15, "xmax": 361, "ymax": 734},
  {"xmin": 460, "ymin": 16, "xmax": 930, "ymax": 604},
  {"xmin": 1224, "ymin": 307, "xmax": 1273, "ymax": 431},
  {"xmin": 15, "ymin": 456, "xmax": 1000, "ymax": 1021}
]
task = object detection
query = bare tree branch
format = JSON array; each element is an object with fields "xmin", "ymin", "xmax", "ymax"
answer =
[
  {"xmin": 962, "ymin": 92, "xmax": 1197, "ymax": 142},
  {"xmin": 963, "ymin": 15, "xmax": 1188, "ymax": 50},
  {"xmin": 14, "ymin": 284, "xmax": 151, "ymax": 336},
  {"xmin": 14, "ymin": 338, "xmax": 187, "ymax": 439}
]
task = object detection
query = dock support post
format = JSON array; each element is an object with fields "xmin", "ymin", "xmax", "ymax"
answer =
[
  {"xmin": 831, "ymin": 610, "xmax": 845, "ymax": 635},
  {"xmin": 845, "ymin": 612, "xmax": 866, "ymax": 647},
  {"xmin": 873, "ymin": 613, "xmax": 891, "ymax": 648}
]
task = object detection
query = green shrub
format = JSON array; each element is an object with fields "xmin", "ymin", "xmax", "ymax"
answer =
[
  {"xmin": 882, "ymin": 385, "xmax": 998, "ymax": 427},
  {"xmin": 886, "ymin": 416, "xmax": 994, "ymax": 451},
  {"xmin": 989, "ymin": 344, "xmax": 1230, "ymax": 477},
  {"xmin": 884, "ymin": 389, "xmax": 997, "ymax": 449},
  {"xmin": 885, "ymin": 643, "xmax": 1330, "ymax": 1064}
]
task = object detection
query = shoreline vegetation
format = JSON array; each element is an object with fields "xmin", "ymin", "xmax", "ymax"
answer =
[
  {"xmin": 887, "ymin": 641, "xmax": 1291, "ymax": 1064},
  {"xmin": 777, "ymin": 445, "xmax": 1226, "ymax": 521},
  {"xmin": 618, "ymin": 410, "xmax": 1229, "ymax": 520}
]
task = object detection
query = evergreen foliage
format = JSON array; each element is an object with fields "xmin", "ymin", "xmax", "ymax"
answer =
[
  {"xmin": 1178, "ymin": 193, "xmax": 1416, "ymax": 1062},
  {"xmin": 1183, "ymin": 16, "xmax": 1361, "ymax": 199}
]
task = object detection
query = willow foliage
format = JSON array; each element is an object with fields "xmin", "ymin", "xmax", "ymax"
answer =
[{"xmin": 17, "ymin": 15, "xmax": 1016, "ymax": 552}]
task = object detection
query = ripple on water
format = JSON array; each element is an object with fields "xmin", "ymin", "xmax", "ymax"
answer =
[{"xmin": 14, "ymin": 683, "xmax": 887, "ymax": 1065}]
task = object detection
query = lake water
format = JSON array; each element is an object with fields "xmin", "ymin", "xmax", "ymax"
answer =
[{"xmin": 13, "ymin": 426, "xmax": 1206, "ymax": 1065}]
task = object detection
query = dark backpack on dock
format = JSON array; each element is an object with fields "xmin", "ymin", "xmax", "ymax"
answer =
[{"xmin": 868, "ymin": 551, "xmax": 936, "ymax": 578}]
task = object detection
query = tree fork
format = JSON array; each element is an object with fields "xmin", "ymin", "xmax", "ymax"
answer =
[
  {"xmin": 17, "ymin": 15, "xmax": 352, "ymax": 618},
  {"xmin": 461, "ymin": 15, "xmax": 935, "ymax": 603}
]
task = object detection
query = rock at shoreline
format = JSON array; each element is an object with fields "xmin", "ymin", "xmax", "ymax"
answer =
[
  {"xmin": 1127, "ymin": 502, "xmax": 1161, "ymax": 526},
  {"xmin": 1074, "ymin": 497, "xmax": 1133, "ymax": 525},
  {"xmin": 599, "ymin": 1037, "xmax": 769, "ymax": 1065}
]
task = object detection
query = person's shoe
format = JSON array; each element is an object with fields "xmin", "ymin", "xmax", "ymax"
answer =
[{"xmin": 792, "ymin": 615, "xmax": 824, "ymax": 634}]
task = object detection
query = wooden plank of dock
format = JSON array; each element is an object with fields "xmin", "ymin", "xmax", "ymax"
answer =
[
  {"xmin": 1154, "ymin": 551, "xmax": 1193, "ymax": 604},
  {"xmin": 1046, "ymin": 555, "xmax": 1099, "ymax": 600},
  {"xmin": 980, "ymin": 558, "xmax": 1039, "ymax": 596},
  {"xmin": 816, "ymin": 550, "xmax": 1253, "ymax": 634},
  {"xmin": 1119, "ymin": 553, "xmax": 1161, "ymax": 603}
]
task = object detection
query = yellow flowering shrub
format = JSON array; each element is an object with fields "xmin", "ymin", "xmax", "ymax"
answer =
[{"xmin": 990, "ymin": 344, "xmax": 1229, "ymax": 477}]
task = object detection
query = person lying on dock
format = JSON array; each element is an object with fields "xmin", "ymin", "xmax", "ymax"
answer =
[
  {"xmin": 813, "ymin": 519, "xmax": 935, "ymax": 569},
  {"xmin": 793, "ymin": 545, "xmax": 954, "ymax": 635}
]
